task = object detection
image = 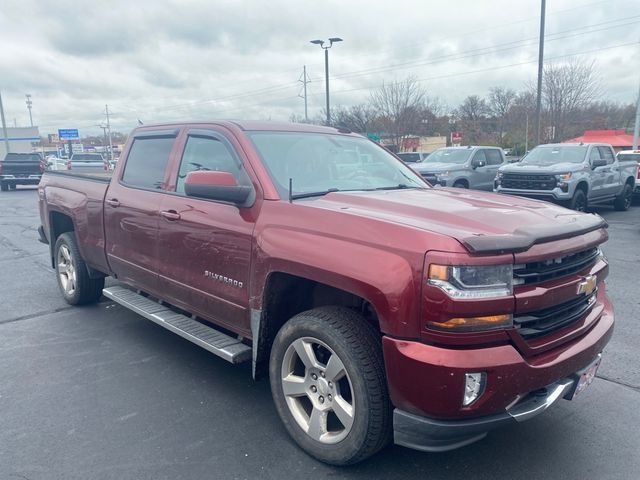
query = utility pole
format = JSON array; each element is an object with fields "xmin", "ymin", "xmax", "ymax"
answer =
[
  {"xmin": 633, "ymin": 77, "xmax": 640, "ymax": 150},
  {"xmin": 298, "ymin": 65, "xmax": 311, "ymax": 122},
  {"xmin": 104, "ymin": 104, "xmax": 114, "ymax": 162},
  {"xmin": 0, "ymin": 90, "xmax": 10, "ymax": 154},
  {"xmin": 25, "ymin": 94, "xmax": 33, "ymax": 127},
  {"xmin": 534, "ymin": 0, "xmax": 546, "ymax": 146},
  {"xmin": 97, "ymin": 124, "xmax": 109, "ymax": 154},
  {"xmin": 525, "ymin": 113, "xmax": 529, "ymax": 154}
]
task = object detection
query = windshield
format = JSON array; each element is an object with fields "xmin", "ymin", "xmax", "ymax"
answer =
[
  {"xmin": 521, "ymin": 146, "xmax": 587, "ymax": 165},
  {"xmin": 617, "ymin": 153, "xmax": 640, "ymax": 162},
  {"xmin": 423, "ymin": 148, "xmax": 471, "ymax": 164},
  {"xmin": 248, "ymin": 132, "xmax": 427, "ymax": 197},
  {"xmin": 397, "ymin": 153, "xmax": 421, "ymax": 163},
  {"xmin": 73, "ymin": 154, "xmax": 103, "ymax": 161}
]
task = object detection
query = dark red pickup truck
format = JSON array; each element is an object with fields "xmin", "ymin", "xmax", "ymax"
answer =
[{"xmin": 38, "ymin": 121, "xmax": 613, "ymax": 465}]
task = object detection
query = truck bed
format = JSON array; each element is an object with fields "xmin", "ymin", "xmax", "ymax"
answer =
[{"xmin": 38, "ymin": 171, "xmax": 112, "ymax": 274}]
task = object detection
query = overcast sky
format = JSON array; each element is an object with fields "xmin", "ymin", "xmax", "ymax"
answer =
[{"xmin": 1, "ymin": 0, "xmax": 638, "ymax": 136}]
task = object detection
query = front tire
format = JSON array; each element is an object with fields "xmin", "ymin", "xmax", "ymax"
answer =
[
  {"xmin": 269, "ymin": 307, "xmax": 392, "ymax": 465},
  {"xmin": 453, "ymin": 180, "xmax": 469, "ymax": 189},
  {"xmin": 613, "ymin": 183, "xmax": 632, "ymax": 211},
  {"xmin": 569, "ymin": 189, "xmax": 587, "ymax": 211},
  {"xmin": 0, "ymin": 182, "xmax": 7, "ymax": 192},
  {"xmin": 54, "ymin": 232, "xmax": 104, "ymax": 305}
]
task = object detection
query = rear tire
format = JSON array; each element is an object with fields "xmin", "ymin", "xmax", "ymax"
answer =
[
  {"xmin": 269, "ymin": 306, "xmax": 392, "ymax": 465},
  {"xmin": 0, "ymin": 182, "xmax": 7, "ymax": 192},
  {"xmin": 54, "ymin": 232, "xmax": 104, "ymax": 305},
  {"xmin": 613, "ymin": 183, "xmax": 632, "ymax": 211},
  {"xmin": 569, "ymin": 189, "xmax": 587, "ymax": 211},
  {"xmin": 9, "ymin": 184, "xmax": 17, "ymax": 190}
]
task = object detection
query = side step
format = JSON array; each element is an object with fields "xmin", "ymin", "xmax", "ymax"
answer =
[{"xmin": 103, "ymin": 286, "xmax": 251, "ymax": 364}]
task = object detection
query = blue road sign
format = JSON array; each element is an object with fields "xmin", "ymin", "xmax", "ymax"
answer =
[{"xmin": 58, "ymin": 128, "xmax": 79, "ymax": 140}]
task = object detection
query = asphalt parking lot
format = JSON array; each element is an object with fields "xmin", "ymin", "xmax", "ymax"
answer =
[{"xmin": 1, "ymin": 186, "xmax": 639, "ymax": 480}]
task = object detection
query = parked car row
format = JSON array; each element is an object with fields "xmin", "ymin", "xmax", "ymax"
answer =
[{"xmin": 405, "ymin": 143, "xmax": 639, "ymax": 212}]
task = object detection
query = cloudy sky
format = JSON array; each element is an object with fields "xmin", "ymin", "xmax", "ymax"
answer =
[{"xmin": 1, "ymin": 0, "xmax": 638, "ymax": 136}]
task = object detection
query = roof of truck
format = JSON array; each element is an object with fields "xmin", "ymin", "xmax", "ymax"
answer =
[{"xmin": 134, "ymin": 120, "xmax": 356, "ymax": 135}]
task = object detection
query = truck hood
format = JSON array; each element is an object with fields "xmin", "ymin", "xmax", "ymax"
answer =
[
  {"xmin": 499, "ymin": 162, "xmax": 586, "ymax": 174},
  {"xmin": 311, "ymin": 188, "xmax": 606, "ymax": 254},
  {"xmin": 411, "ymin": 162, "xmax": 465, "ymax": 174}
]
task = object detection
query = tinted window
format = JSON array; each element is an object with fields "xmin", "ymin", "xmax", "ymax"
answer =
[
  {"xmin": 485, "ymin": 149, "xmax": 503, "ymax": 165},
  {"xmin": 122, "ymin": 136, "xmax": 175, "ymax": 189},
  {"xmin": 397, "ymin": 153, "xmax": 420, "ymax": 163},
  {"xmin": 598, "ymin": 147, "xmax": 614, "ymax": 164},
  {"xmin": 589, "ymin": 147, "xmax": 602, "ymax": 162},
  {"xmin": 176, "ymin": 135, "xmax": 244, "ymax": 193},
  {"xmin": 472, "ymin": 150, "xmax": 487, "ymax": 164}
]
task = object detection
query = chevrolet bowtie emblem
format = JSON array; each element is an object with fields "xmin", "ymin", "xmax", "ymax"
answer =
[{"xmin": 577, "ymin": 275, "xmax": 597, "ymax": 296}]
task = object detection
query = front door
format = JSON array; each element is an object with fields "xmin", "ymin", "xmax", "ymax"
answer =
[
  {"xmin": 104, "ymin": 130, "xmax": 179, "ymax": 294},
  {"xmin": 156, "ymin": 128, "xmax": 260, "ymax": 335},
  {"xmin": 588, "ymin": 147, "xmax": 606, "ymax": 200},
  {"xmin": 470, "ymin": 149, "xmax": 493, "ymax": 190}
]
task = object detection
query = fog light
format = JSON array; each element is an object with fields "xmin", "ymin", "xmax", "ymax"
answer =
[{"xmin": 463, "ymin": 372, "xmax": 486, "ymax": 406}]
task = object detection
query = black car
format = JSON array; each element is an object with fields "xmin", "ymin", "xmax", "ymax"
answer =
[{"xmin": 0, "ymin": 152, "xmax": 44, "ymax": 191}]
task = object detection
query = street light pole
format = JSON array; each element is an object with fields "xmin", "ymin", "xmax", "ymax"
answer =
[
  {"xmin": 310, "ymin": 37, "xmax": 343, "ymax": 126},
  {"xmin": 25, "ymin": 94, "xmax": 33, "ymax": 127},
  {"xmin": 534, "ymin": 0, "xmax": 546, "ymax": 145}
]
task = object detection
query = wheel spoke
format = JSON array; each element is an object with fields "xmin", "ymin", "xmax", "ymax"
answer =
[
  {"xmin": 307, "ymin": 407, "xmax": 328, "ymax": 440},
  {"xmin": 324, "ymin": 353, "xmax": 346, "ymax": 383},
  {"xmin": 332, "ymin": 396, "xmax": 354, "ymax": 431},
  {"xmin": 58, "ymin": 262, "xmax": 67, "ymax": 273},
  {"xmin": 281, "ymin": 374, "xmax": 308, "ymax": 397},
  {"xmin": 61, "ymin": 247, "xmax": 71, "ymax": 262},
  {"xmin": 292, "ymin": 339, "xmax": 319, "ymax": 369}
]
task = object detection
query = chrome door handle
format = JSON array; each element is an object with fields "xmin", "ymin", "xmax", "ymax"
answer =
[{"xmin": 160, "ymin": 210, "xmax": 181, "ymax": 221}]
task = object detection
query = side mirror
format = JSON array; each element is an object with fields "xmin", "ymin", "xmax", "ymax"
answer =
[
  {"xmin": 184, "ymin": 171, "xmax": 252, "ymax": 204},
  {"xmin": 471, "ymin": 158, "xmax": 486, "ymax": 168},
  {"xmin": 591, "ymin": 158, "xmax": 606, "ymax": 169}
]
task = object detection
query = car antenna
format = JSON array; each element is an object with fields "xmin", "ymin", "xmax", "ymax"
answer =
[{"xmin": 289, "ymin": 178, "xmax": 293, "ymax": 203}]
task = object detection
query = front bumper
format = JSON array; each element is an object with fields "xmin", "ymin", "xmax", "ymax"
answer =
[
  {"xmin": 384, "ymin": 296, "xmax": 614, "ymax": 451},
  {"xmin": 495, "ymin": 185, "xmax": 571, "ymax": 202},
  {"xmin": 394, "ymin": 371, "xmax": 583, "ymax": 452}
]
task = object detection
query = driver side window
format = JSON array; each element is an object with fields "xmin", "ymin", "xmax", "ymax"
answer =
[
  {"xmin": 472, "ymin": 150, "xmax": 486, "ymax": 164},
  {"xmin": 176, "ymin": 135, "xmax": 244, "ymax": 194},
  {"xmin": 589, "ymin": 147, "xmax": 602, "ymax": 163}
]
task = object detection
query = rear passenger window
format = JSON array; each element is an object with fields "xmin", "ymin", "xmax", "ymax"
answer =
[
  {"xmin": 598, "ymin": 147, "xmax": 615, "ymax": 164},
  {"xmin": 485, "ymin": 149, "xmax": 503, "ymax": 165},
  {"xmin": 175, "ymin": 135, "xmax": 246, "ymax": 194},
  {"xmin": 122, "ymin": 136, "xmax": 175, "ymax": 189}
]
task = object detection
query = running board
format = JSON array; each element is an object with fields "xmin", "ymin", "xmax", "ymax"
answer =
[{"xmin": 103, "ymin": 286, "xmax": 251, "ymax": 364}]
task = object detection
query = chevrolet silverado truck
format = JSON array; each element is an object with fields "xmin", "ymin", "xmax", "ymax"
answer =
[
  {"xmin": 410, "ymin": 146, "xmax": 506, "ymax": 190},
  {"xmin": 495, "ymin": 143, "xmax": 638, "ymax": 211},
  {"xmin": 38, "ymin": 121, "xmax": 614, "ymax": 465},
  {"xmin": 1, "ymin": 152, "xmax": 44, "ymax": 190}
]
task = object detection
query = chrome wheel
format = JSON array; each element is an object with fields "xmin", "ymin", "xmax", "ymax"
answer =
[
  {"xmin": 281, "ymin": 337, "xmax": 355, "ymax": 444},
  {"xmin": 57, "ymin": 244, "xmax": 76, "ymax": 295}
]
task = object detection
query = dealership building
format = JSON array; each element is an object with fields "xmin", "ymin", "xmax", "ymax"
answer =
[{"xmin": 0, "ymin": 127, "xmax": 41, "ymax": 158}]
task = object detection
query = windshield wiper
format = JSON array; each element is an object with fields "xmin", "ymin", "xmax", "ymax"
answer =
[
  {"xmin": 373, "ymin": 183, "xmax": 419, "ymax": 191},
  {"xmin": 290, "ymin": 188, "xmax": 340, "ymax": 200}
]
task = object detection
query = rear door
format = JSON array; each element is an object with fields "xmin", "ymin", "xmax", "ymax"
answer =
[
  {"xmin": 104, "ymin": 129, "xmax": 180, "ymax": 294},
  {"xmin": 588, "ymin": 146, "xmax": 606, "ymax": 200},
  {"xmin": 598, "ymin": 146, "xmax": 619, "ymax": 197},
  {"xmin": 156, "ymin": 126, "xmax": 260, "ymax": 335}
]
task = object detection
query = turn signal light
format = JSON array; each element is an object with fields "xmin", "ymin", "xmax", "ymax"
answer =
[{"xmin": 428, "ymin": 314, "xmax": 513, "ymax": 332}]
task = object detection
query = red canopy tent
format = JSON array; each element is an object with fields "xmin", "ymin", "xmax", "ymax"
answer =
[{"xmin": 563, "ymin": 130, "xmax": 634, "ymax": 152}]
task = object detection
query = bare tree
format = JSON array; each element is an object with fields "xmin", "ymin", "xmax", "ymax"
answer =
[
  {"xmin": 370, "ymin": 77, "xmax": 427, "ymax": 149},
  {"xmin": 457, "ymin": 95, "xmax": 490, "ymax": 144},
  {"xmin": 542, "ymin": 59, "xmax": 601, "ymax": 142},
  {"xmin": 488, "ymin": 87, "xmax": 516, "ymax": 146},
  {"xmin": 332, "ymin": 104, "xmax": 379, "ymax": 134}
]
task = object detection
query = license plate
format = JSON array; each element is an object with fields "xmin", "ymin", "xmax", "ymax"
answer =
[{"xmin": 570, "ymin": 355, "xmax": 601, "ymax": 399}]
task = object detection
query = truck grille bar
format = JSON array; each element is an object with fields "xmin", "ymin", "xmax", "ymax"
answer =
[
  {"xmin": 514, "ymin": 247, "xmax": 599, "ymax": 285},
  {"xmin": 501, "ymin": 173, "xmax": 556, "ymax": 190}
]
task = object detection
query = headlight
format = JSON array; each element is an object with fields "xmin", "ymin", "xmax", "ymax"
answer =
[
  {"xmin": 428, "ymin": 264, "xmax": 513, "ymax": 298},
  {"xmin": 496, "ymin": 171, "xmax": 504, "ymax": 179},
  {"xmin": 436, "ymin": 171, "xmax": 451, "ymax": 179},
  {"xmin": 555, "ymin": 172, "xmax": 572, "ymax": 182}
]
